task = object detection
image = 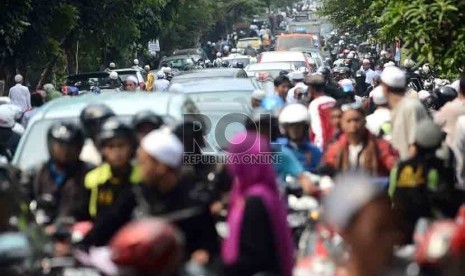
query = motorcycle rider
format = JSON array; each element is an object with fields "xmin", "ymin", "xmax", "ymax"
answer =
[
  {"xmin": 132, "ymin": 110, "xmax": 164, "ymax": 142},
  {"xmin": 382, "ymin": 66, "xmax": 428, "ymax": 159},
  {"xmin": 403, "ymin": 59, "xmax": 423, "ymax": 91},
  {"xmin": 278, "ymin": 103, "xmax": 322, "ymax": 172},
  {"xmin": 273, "ymin": 75, "xmax": 291, "ymax": 103},
  {"xmin": 361, "ymin": 59, "xmax": 376, "ymax": 85},
  {"xmin": 317, "ymin": 67, "xmax": 344, "ymax": 100},
  {"xmin": 323, "ymin": 101, "xmax": 398, "ymax": 176},
  {"xmin": 32, "ymin": 122, "xmax": 92, "ymax": 222},
  {"xmin": 389, "ymin": 119, "xmax": 458, "ymax": 240},
  {"xmin": 0, "ymin": 105, "xmax": 21, "ymax": 163},
  {"xmin": 79, "ymin": 104, "xmax": 115, "ymax": 166},
  {"xmin": 286, "ymin": 71, "xmax": 306, "ymax": 103},
  {"xmin": 434, "ymin": 78, "xmax": 464, "ymax": 148},
  {"xmin": 324, "ymin": 172, "xmax": 400, "ymax": 276},
  {"xmin": 251, "ymin": 89, "xmax": 266, "ymax": 109},
  {"xmin": 82, "ymin": 118, "xmax": 139, "ymax": 246}
]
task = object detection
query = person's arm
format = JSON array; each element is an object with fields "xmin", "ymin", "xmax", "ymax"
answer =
[
  {"xmin": 433, "ymin": 105, "xmax": 448, "ymax": 128},
  {"xmin": 378, "ymin": 140, "xmax": 400, "ymax": 173}
]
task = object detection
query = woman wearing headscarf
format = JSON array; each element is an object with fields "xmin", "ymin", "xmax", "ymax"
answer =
[{"xmin": 222, "ymin": 131, "xmax": 294, "ymax": 276}]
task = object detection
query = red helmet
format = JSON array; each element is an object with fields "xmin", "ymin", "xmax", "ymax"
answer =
[{"xmin": 110, "ymin": 219, "xmax": 184, "ymax": 274}]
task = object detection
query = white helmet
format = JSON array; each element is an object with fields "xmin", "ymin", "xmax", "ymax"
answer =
[
  {"xmin": 0, "ymin": 104, "xmax": 16, "ymax": 128},
  {"xmin": 279, "ymin": 103, "xmax": 310, "ymax": 125},
  {"xmin": 422, "ymin": 64, "xmax": 431, "ymax": 74},
  {"xmin": 43, "ymin": 83, "xmax": 55, "ymax": 92},
  {"xmin": 216, "ymin": 52, "xmax": 222, "ymax": 58},
  {"xmin": 133, "ymin": 59, "xmax": 139, "ymax": 65},
  {"xmin": 403, "ymin": 59, "xmax": 415, "ymax": 69},
  {"xmin": 207, "ymin": 41, "xmax": 212, "ymax": 46},
  {"xmin": 109, "ymin": 62, "xmax": 116, "ymax": 68},
  {"xmin": 109, "ymin": 71, "xmax": 119, "ymax": 80}
]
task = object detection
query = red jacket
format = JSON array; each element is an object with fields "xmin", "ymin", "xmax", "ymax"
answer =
[{"xmin": 323, "ymin": 130, "xmax": 399, "ymax": 176}]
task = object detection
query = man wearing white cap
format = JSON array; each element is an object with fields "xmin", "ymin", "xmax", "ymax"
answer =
[
  {"xmin": 123, "ymin": 76, "xmax": 139, "ymax": 92},
  {"xmin": 361, "ymin": 59, "xmax": 375, "ymax": 85},
  {"xmin": 366, "ymin": 86, "xmax": 391, "ymax": 139},
  {"xmin": 154, "ymin": 71, "xmax": 170, "ymax": 92},
  {"xmin": 136, "ymin": 128, "xmax": 219, "ymax": 257},
  {"xmin": 8, "ymin": 74, "xmax": 31, "ymax": 112},
  {"xmin": 251, "ymin": 89, "xmax": 266, "ymax": 108},
  {"xmin": 382, "ymin": 66, "xmax": 428, "ymax": 159},
  {"xmin": 286, "ymin": 71, "xmax": 307, "ymax": 103}
]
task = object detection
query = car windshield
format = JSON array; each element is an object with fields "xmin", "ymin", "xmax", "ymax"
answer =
[
  {"xmin": 67, "ymin": 75, "xmax": 113, "ymax": 91},
  {"xmin": 277, "ymin": 37, "xmax": 314, "ymax": 50},
  {"xmin": 163, "ymin": 58, "xmax": 190, "ymax": 69}
]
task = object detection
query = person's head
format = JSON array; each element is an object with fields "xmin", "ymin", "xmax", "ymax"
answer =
[
  {"xmin": 403, "ymin": 59, "xmax": 415, "ymax": 70},
  {"xmin": 124, "ymin": 76, "xmax": 138, "ymax": 91},
  {"xmin": 137, "ymin": 129, "xmax": 183, "ymax": 191},
  {"xmin": 380, "ymin": 66, "xmax": 407, "ymax": 107},
  {"xmin": 371, "ymin": 74, "xmax": 381, "ymax": 87},
  {"xmin": 251, "ymin": 89, "xmax": 266, "ymax": 108},
  {"xmin": 132, "ymin": 110, "xmax": 164, "ymax": 142},
  {"xmin": 43, "ymin": 83, "xmax": 55, "ymax": 93},
  {"xmin": 362, "ymin": 59, "xmax": 371, "ymax": 71},
  {"xmin": 289, "ymin": 71, "xmax": 304, "ymax": 85},
  {"xmin": 98, "ymin": 118, "xmax": 137, "ymax": 170},
  {"xmin": 324, "ymin": 172, "xmax": 399, "ymax": 275},
  {"xmin": 47, "ymin": 122, "xmax": 84, "ymax": 167},
  {"xmin": 14, "ymin": 74, "xmax": 23, "ymax": 84},
  {"xmin": 30, "ymin": 92, "xmax": 44, "ymax": 108},
  {"xmin": 331, "ymin": 103, "xmax": 343, "ymax": 132},
  {"xmin": 340, "ymin": 102, "xmax": 365, "ymax": 138},
  {"xmin": 371, "ymin": 86, "xmax": 388, "ymax": 108},
  {"xmin": 355, "ymin": 70, "xmax": 366, "ymax": 85},
  {"xmin": 304, "ymin": 75, "xmax": 326, "ymax": 99},
  {"xmin": 412, "ymin": 119, "xmax": 444, "ymax": 157},
  {"xmin": 80, "ymin": 104, "xmax": 115, "ymax": 142},
  {"xmin": 109, "ymin": 62, "xmax": 116, "ymax": 69},
  {"xmin": 274, "ymin": 75, "xmax": 291, "ymax": 99},
  {"xmin": 144, "ymin": 65, "xmax": 150, "ymax": 72},
  {"xmin": 278, "ymin": 103, "xmax": 309, "ymax": 143}
]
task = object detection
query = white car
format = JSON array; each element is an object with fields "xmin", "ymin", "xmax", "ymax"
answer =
[
  {"xmin": 259, "ymin": 51, "xmax": 311, "ymax": 72},
  {"xmin": 245, "ymin": 62, "xmax": 296, "ymax": 78}
]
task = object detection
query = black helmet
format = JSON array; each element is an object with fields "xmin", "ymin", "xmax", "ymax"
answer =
[
  {"xmin": 80, "ymin": 104, "xmax": 115, "ymax": 139},
  {"xmin": 133, "ymin": 110, "xmax": 164, "ymax": 130},
  {"xmin": 97, "ymin": 117, "xmax": 136, "ymax": 147},
  {"xmin": 48, "ymin": 122, "xmax": 85, "ymax": 147},
  {"xmin": 221, "ymin": 60, "xmax": 229, "ymax": 68},
  {"xmin": 235, "ymin": 62, "xmax": 244, "ymax": 69},
  {"xmin": 317, "ymin": 67, "xmax": 331, "ymax": 78},
  {"xmin": 434, "ymin": 86, "xmax": 457, "ymax": 110},
  {"xmin": 355, "ymin": 69, "xmax": 366, "ymax": 78},
  {"xmin": 339, "ymin": 67, "xmax": 351, "ymax": 75},
  {"xmin": 279, "ymin": 70, "xmax": 290, "ymax": 77}
]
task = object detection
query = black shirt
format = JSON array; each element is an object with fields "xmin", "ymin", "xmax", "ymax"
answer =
[{"xmin": 225, "ymin": 196, "xmax": 280, "ymax": 276}]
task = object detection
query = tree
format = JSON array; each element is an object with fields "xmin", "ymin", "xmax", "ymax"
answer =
[{"xmin": 372, "ymin": 0, "xmax": 465, "ymax": 76}]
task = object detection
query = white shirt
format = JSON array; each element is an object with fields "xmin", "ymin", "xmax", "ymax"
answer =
[
  {"xmin": 155, "ymin": 79, "xmax": 170, "ymax": 92},
  {"xmin": 454, "ymin": 116, "xmax": 465, "ymax": 189},
  {"xmin": 309, "ymin": 95, "xmax": 336, "ymax": 150},
  {"xmin": 363, "ymin": 68, "xmax": 376, "ymax": 85},
  {"xmin": 9, "ymin": 84, "xmax": 31, "ymax": 112},
  {"xmin": 348, "ymin": 144, "xmax": 363, "ymax": 169},
  {"xmin": 366, "ymin": 107, "xmax": 391, "ymax": 137}
]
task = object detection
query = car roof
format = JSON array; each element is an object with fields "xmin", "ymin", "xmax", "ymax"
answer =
[
  {"xmin": 246, "ymin": 62, "xmax": 295, "ymax": 70},
  {"xmin": 113, "ymin": 68, "xmax": 140, "ymax": 73},
  {"xmin": 260, "ymin": 51, "xmax": 306, "ymax": 62},
  {"xmin": 162, "ymin": 55, "xmax": 191, "ymax": 61},
  {"xmin": 29, "ymin": 92, "xmax": 189, "ymax": 122},
  {"xmin": 172, "ymin": 68, "xmax": 248, "ymax": 81},
  {"xmin": 196, "ymin": 101, "xmax": 250, "ymax": 114},
  {"xmin": 68, "ymin": 72, "xmax": 109, "ymax": 79},
  {"xmin": 180, "ymin": 78, "xmax": 258, "ymax": 93}
]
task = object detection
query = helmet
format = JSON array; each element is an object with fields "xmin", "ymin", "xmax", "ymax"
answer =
[
  {"xmin": 144, "ymin": 65, "xmax": 150, "ymax": 71},
  {"xmin": 221, "ymin": 60, "xmax": 230, "ymax": 68},
  {"xmin": 109, "ymin": 62, "xmax": 116, "ymax": 68},
  {"xmin": 260, "ymin": 95, "xmax": 284, "ymax": 111},
  {"xmin": 434, "ymin": 86, "xmax": 457, "ymax": 109},
  {"xmin": 339, "ymin": 67, "xmax": 351, "ymax": 75},
  {"xmin": 109, "ymin": 71, "xmax": 119, "ymax": 80},
  {"xmin": 380, "ymin": 50, "xmax": 387, "ymax": 57},
  {"xmin": 110, "ymin": 219, "xmax": 183, "ymax": 274},
  {"xmin": 355, "ymin": 69, "xmax": 366, "ymax": 78},
  {"xmin": 43, "ymin": 83, "xmax": 55, "ymax": 93},
  {"xmin": 235, "ymin": 62, "xmax": 244, "ymax": 69},
  {"xmin": 279, "ymin": 103, "xmax": 309, "ymax": 125},
  {"xmin": 47, "ymin": 122, "xmax": 84, "ymax": 148},
  {"xmin": 317, "ymin": 67, "xmax": 331, "ymax": 79},
  {"xmin": 97, "ymin": 117, "xmax": 136, "ymax": 147},
  {"xmin": 403, "ymin": 59, "xmax": 415, "ymax": 69},
  {"xmin": 223, "ymin": 46, "xmax": 230, "ymax": 52},
  {"xmin": 422, "ymin": 64, "xmax": 431, "ymax": 74},
  {"xmin": 80, "ymin": 104, "xmax": 115, "ymax": 138},
  {"xmin": 133, "ymin": 59, "xmax": 139, "ymax": 65},
  {"xmin": 132, "ymin": 110, "xmax": 164, "ymax": 130}
]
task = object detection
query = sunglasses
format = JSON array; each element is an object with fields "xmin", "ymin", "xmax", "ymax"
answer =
[{"xmin": 341, "ymin": 101, "xmax": 363, "ymax": 112}]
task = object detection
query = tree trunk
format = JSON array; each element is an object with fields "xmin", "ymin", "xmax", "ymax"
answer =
[
  {"xmin": 63, "ymin": 35, "xmax": 75, "ymax": 75},
  {"xmin": 37, "ymin": 59, "xmax": 56, "ymax": 89}
]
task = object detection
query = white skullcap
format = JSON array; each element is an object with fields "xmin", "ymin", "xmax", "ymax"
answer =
[
  {"xmin": 381, "ymin": 66, "xmax": 406, "ymax": 89},
  {"xmin": 362, "ymin": 59, "xmax": 370, "ymax": 64},
  {"xmin": 383, "ymin": 61, "xmax": 395, "ymax": 68},
  {"xmin": 157, "ymin": 71, "xmax": 165, "ymax": 79},
  {"xmin": 323, "ymin": 171, "xmax": 386, "ymax": 231},
  {"xmin": 251, "ymin": 89, "xmax": 266, "ymax": 101},
  {"xmin": 133, "ymin": 59, "xmax": 139, "ymax": 65},
  {"xmin": 43, "ymin": 83, "xmax": 55, "ymax": 92},
  {"xmin": 141, "ymin": 128, "xmax": 184, "ymax": 168},
  {"xmin": 14, "ymin": 74, "xmax": 23, "ymax": 83},
  {"xmin": 109, "ymin": 62, "xmax": 116, "ymax": 68},
  {"xmin": 144, "ymin": 65, "xmax": 150, "ymax": 71},
  {"xmin": 126, "ymin": 75, "xmax": 139, "ymax": 85},
  {"xmin": 169, "ymin": 83, "xmax": 184, "ymax": 93},
  {"xmin": 162, "ymin": 67, "xmax": 172, "ymax": 74},
  {"xmin": 371, "ymin": 86, "xmax": 387, "ymax": 105},
  {"xmin": 109, "ymin": 71, "xmax": 119, "ymax": 80},
  {"xmin": 0, "ymin": 104, "xmax": 16, "ymax": 128},
  {"xmin": 418, "ymin": 90, "xmax": 431, "ymax": 101}
]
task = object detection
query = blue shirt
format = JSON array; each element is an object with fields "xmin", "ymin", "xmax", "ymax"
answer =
[
  {"xmin": 276, "ymin": 138, "xmax": 322, "ymax": 172},
  {"xmin": 271, "ymin": 143, "xmax": 304, "ymax": 183}
]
